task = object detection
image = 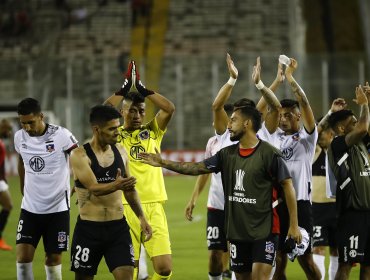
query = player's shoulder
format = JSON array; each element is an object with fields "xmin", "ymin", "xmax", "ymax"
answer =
[{"xmin": 71, "ymin": 145, "xmax": 87, "ymax": 158}]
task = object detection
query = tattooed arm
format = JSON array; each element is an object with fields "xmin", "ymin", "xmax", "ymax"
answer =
[
  {"xmin": 139, "ymin": 150, "xmax": 213, "ymax": 176},
  {"xmin": 253, "ymin": 57, "xmax": 282, "ymax": 134},
  {"xmin": 285, "ymin": 58, "xmax": 316, "ymax": 133}
]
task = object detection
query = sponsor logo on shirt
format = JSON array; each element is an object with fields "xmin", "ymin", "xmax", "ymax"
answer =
[
  {"xmin": 29, "ymin": 156, "xmax": 45, "ymax": 172},
  {"xmin": 359, "ymin": 150, "xmax": 370, "ymax": 176},
  {"xmin": 130, "ymin": 145, "xmax": 145, "ymax": 160},
  {"xmin": 230, "ymin": 169, "xmax": 257, "ymax": 204}
]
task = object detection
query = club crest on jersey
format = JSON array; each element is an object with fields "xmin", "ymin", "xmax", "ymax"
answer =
[
  {"xmin": 46, "ymin": 144, "xmax": 55, "ymax": 152},
  {"xmin": 292, "ymin": 134, "xmax": 300, "ymax": 141},
  {"xmin": 138, "ymin": 130, "xmax": 149, "ymax": 140}
]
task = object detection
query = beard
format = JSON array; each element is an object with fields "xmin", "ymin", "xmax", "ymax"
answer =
[{"xmin": 230, "ymin": 130, "xmax": 243, "ymax": 141}]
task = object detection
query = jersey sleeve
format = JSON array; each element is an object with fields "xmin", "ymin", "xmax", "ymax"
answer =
[
  {"xmin": 330, "ymin": 135, "xmax": 348, "ymax": 159},
  {"xmin": 271, "ymin": 153, "xmax": 292, "ymax": 183},
  {"xmin": 60, "ymin": 128, "xmax": 78, "ymax": 153},
  {"xmin": 203, "ymin": 152, "xmax": 221, "ymax": 173},
  {"xmin": 147, "ymin": 117, "xmax": 166, "ymax": 138},
  {"xmin": 204, "ymin": 137, "xmax": 213, "ymax": 158},
  {"xmin": 301, "ymin": 125, "xmax": 318, "ymax": 152},
  {"xmin": 13, "ymin": 131, "xmax": 21, "ymax": 153}
]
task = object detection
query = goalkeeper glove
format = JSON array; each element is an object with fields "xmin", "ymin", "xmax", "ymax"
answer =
[{"xmin": 115, "ymin": 60, "xmax": 135, "ymax": 97}]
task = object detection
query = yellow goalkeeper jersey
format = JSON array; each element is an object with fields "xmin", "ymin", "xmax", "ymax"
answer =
[{"xmin": 118, "ymin": 118, "xmax": 167, "ymax": 204}]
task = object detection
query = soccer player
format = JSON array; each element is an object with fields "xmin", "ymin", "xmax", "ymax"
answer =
[
  {"xmin": 139, "ymin": 104, "xmax": 302, "ymax": 280},
  {"xmin": 14, "ymin": 98, "xmax": 78, "ymax": 280},
  {"xmin": 185, "ymin": 53, "xmax": 238, "ymax": 280},
  {"xmin": 104, "ymin": 61, "xmax": 175, "ymax": 280},
  {"xmin": 311, "ymin": 99, "xmax": 346, "ymax": 280},
  {"xmin": 0, "ymin": 119, "xmax": 13, "ymax": 251},
  {"xmin": 70, "ymin": 105, "xmax": 152, "ymax": 280},
  {"xmin": 327, "ymin": 85, "xmax": 370, "ymax": 279},
  {"xmin": 311, "ymin": 122, "xmax": 337, "ymax": 280},
  {"xmin": 257, "ymin": 57, "xmax": 321, "ymax": 280}
]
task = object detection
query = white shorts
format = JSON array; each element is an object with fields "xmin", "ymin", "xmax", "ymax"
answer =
[{"xmin": 0, "ymin": 180, "xmax": 9, "ymax": 192}]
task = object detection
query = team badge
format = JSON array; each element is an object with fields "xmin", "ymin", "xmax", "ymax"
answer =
[
  {"xmin": 46, "ymin": 144, "xmax": 55, "ymax": 152},
  {"xmin": 58, "ymin": 231, "xmax": 67, "ymax": 243},
  {"xmin": 138, "ymin": 130, "xmax": 149, "ymax": 140},
  {"xmin": 265, "ymin": 241, "xmax": 275, "ymax": 254}
]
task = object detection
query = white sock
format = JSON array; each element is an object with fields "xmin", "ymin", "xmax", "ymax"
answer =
[
  {"xmin": 329, "ymin": 256, "xmax": 338, "ymax": 280},
  {"xmin": 17, "ymin": 262, "xmax": 34, "ymax": 280},
  {"xmin": 231, "ymin": 271, "xmax": 236, "ymax": 280},
  {"xmin": 208, "ymin": 273, "xmax": 222, "ymax": 280},
  {"xmin": 313, "ymin": 254, "xmax": 325, "ymax": 280},
  {"xmin": 45, "ymin": 264, "xmax": 62, "ymax": 280},
  {"xmin": 138, "ymin": 245, "xmax": 149, "ymax": 279}
]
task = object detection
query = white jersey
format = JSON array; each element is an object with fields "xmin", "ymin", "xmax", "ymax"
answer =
[
  {"xmin": 206, "ymin": 130, "xmax": 237, "ymax": 210},
  {"xmin": 257, "ymin": 122, "xmax": 318, "ymax": 201},
  {"xmin": 14, "ymin": 124, "xmax": 78, "ymax": 214}
]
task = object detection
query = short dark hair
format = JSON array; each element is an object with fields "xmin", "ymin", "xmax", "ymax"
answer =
[
  {"xmin": 233, "ymin": 98, "xmax": 256, "ymax": 109},
  {"xmin": 328, "ymin": 110, "xmax": 354, "ymax": 129},
  {"xmin": 234, "ymin": 106, "xmax": 262, "ymax": 132},
  {"xmin": 17, "ymin": 98, "xmax": 41, "ymax": 115},
  {"xmin": 125, "ymin": 92, "xmax": 145, "ymax": 104},
  {"xmin": 89, "ymin": 105, "xmax": 122, "ymax": 125},
  {"xmin": 280, "ymin": 99, "xmax": 299, "ymax": 109},
  {"xmin": 224, "ymin": 103, "xmax": 234, "ymax": 115}
]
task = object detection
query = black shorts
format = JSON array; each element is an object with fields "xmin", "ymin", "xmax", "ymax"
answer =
[
  {"xmin": 277, "ymin": 200, "xmax": 313, "ymax": 254},
  {"xmin": 312, "ymin": 202, "xmax": 337, "ymax": 247},
  {"xmin": 337, "ymin": 210, "xmax": 370, "ymax": 264},
  {"xmin": 207, "ymin": 209, "xmax": 227, "ymax": 251},
  {"xmin": 229, "ymin": 234, "xmax": 278, "ymax": 273},
  {"xmin": 16, "ymin": 209, "xmax": 70, "ymax": 253},
  {"xmin": 70, "ymin": 216, "xmax": 135, "ymax": 276}
]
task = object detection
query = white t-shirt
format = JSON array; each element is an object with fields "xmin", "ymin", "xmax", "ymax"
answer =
[
  {"xmin": 206, "ymin": 130, "xmax": 237, "ymax": 210},
  {"xmin": 14, "ymin": 124, "xmax": 78, "ymax": 214},
  {"xmin": 257, "ymin": 123, "xmax": 318, "ymax": 201}
]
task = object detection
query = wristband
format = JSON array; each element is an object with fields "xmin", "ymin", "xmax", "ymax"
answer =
[
  {"xmin": 227, "ymin": 77, "xmax": 237, "ymax": 86},
  {"xmin": 327, "ymin": 109, "xmax": 333, "ymax": 116},
  {"xmin": 255, "ymin": 80, "xmax": 265, "ymax": 90}
]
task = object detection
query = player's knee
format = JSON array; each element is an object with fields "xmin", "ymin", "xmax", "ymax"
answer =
[{"xmin": 45, "ymin": 253, "xmax": 62, "ymax": 266}]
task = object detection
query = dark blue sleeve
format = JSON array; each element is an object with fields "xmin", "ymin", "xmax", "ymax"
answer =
[{"xmin": 203, "ymin": 152, "xmax": 221, "ymax": 173}]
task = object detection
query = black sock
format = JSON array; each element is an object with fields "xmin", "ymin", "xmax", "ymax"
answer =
[{"xmin": 0, "ymin": 209, "xmax": 10, "ymax": 238}]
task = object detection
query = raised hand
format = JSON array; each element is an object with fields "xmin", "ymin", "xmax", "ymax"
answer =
[
  {"xmin": 284, "ymin": 58, "xmax": 298, "ymax": 78},
  {"xmin": 115, "ymin": 61, "xmax": 135, "ymax": 97},
  {"xmin": 133, "ymin": 61, "xmax": 155, "ymax": 97},
  {"xmin": 275, "ymin": 62, "xmax": 285, "ymax": 83},
  {"xmin": 330, "ymin": 98, "xmax": 347, "ymax": 113},
  {"xmin": 353, "ymin": 85, "xmax": 368, "ymax": 106},
  {"xmin": 363, "ymin": 81, "xmax": 370, "ymax": 101},
  {"xmin": 226, "ymin": 53, "xmax": 238, "ymax": 79},
  {"xmin": 252, "ymin": 56, "xmax": 262, "ymax": 84}
]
